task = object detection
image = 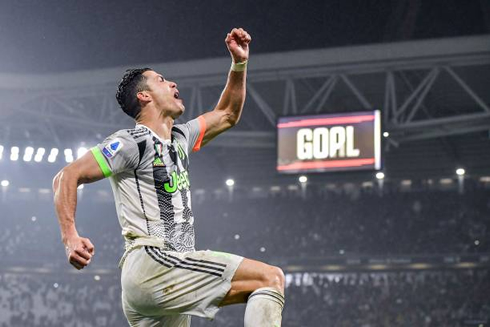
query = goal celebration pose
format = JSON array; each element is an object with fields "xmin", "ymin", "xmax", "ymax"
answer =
[{"xmin": 53, "ymin": 28, "xmax": 285, "ymax": 326}]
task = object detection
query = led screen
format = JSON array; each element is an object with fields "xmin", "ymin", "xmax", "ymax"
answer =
[{"xmin": 277, "ymin": 110, "xmax": 381, "ymax": 173}]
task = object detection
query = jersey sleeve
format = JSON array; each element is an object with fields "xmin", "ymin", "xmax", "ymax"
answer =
[
  {"xmin": 90, "ymin": 130, "xmax": 140, "ymax": 177},
  {"xmin": 174, "ymin": 115, "xmax": 207, "ymax": 153}
]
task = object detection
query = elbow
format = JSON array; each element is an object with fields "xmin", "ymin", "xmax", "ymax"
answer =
[
  {"xmin": 226, "ymin": 111, "xmax": 241, "ymax": 127},
  {"xmin": 52, "ymin": 166, "xmax": 79, "ymax": 195},
  {"xmin": 228, "ymin": 117, "xmax": 239, "ymax": 127},
  {"xmin": 52, "ymin": 171, "xmax": 62, "ymax": 194}
]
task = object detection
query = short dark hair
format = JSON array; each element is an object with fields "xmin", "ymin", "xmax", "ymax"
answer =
[{"xmin": 116, "ymin": 68, "xmax": 152, "ymax": 119}]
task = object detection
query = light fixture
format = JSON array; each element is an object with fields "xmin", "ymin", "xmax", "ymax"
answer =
[
  {"xmin": 225, "ymin": 179, "xmax": 235, "ymax": 187},
  {"xmin": 64, "ymin": 149, "xmax": 74, "ymax": 163},
  {"xmin": 34, "ymin": 148, "xmax": 46, "ymax": 162},
  {"xmin": 11, "ymin": 146, "xmax": 19, "ymax": 161},
  {"xmin": 23, "ymin": 147, "xmax": 34, "ymax": 162},
  {"xmin": 299, "ymin": 175, "xmax": 308, "ymax": 183},
  {"xmin": 376, "ymin": 172, "xmax": 385, "ymax": 180}
]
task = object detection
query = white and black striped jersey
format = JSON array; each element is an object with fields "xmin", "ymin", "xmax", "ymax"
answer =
[{"xmin": 90, "ymin": 116, "xmax": 206, "ymax": 253}]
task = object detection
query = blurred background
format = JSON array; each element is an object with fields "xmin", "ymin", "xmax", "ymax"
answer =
[{"xmin": 0, "ymin": 0, "xmax": 489, "ymax": 326}]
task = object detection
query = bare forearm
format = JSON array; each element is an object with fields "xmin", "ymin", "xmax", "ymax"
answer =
[
  {"xmin": 215, "ymin": 69, "xmax": 247, "ymax": 124},
  {"xmin": 53, "ymin": 170, "xmax": 80, "ymax": 244}
]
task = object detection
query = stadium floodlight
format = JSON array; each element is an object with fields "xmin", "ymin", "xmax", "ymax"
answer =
[
  {"xmin": 0, "ymin": 145, "xmax": 3, "ymax": 160},
  {"xmin": 23, "ymin": 146, "xmax": 34, "ymax": 162},
  {"xmin": 77, "ymin": 147, "xmax": 88, "ymax": 159},
  {"xmin": 1, "ymin": 180, "xmax": 9, "ymax": 187},
  {"xmin": 299, "ymin": 175, "xmax": 308, "ymax": 183},
  {"xmin": 10, "ymin": 146, "xmax": 19, "ymax": 161},
  {"xmin": 48, "ymin": 148, "xmax": 59, "ymax": 163},
  {"xmin": 383, "ymin": 132, "xmax": 389, "ymax": 138},
  {"xmin": 376, "ymin": 172, "xmax": 385, "ymax": 180},
  {"xmin": 456, "ymin": 168, "xmax": 465, "ymax": 176},
  {"xmin": 64, "ymin": 149, "xmax": 74, "ymax": 163},
  {"xmin": 225, "ymin": 179, "xmax": 235, "ymax": 187},
  {"xmin": 34, "ymin": 147, "xmax": 46, "ymax": 162}
]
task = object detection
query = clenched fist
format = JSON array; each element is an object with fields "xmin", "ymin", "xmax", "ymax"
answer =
[
  {"xmin": 225, "ymin": 28, "xmax": 252, "ymax": 64},
  {"xmin": 64, "ymin": 235, "xmax": 95, "ymax": 270}
]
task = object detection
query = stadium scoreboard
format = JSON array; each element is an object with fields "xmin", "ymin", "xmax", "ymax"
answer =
[{"xmin": 277, "ymin": 110, "xmax": 381, "ymax": 173}]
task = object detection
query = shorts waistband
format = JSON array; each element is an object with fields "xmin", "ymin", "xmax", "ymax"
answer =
[{"xmin": 119, "ymin": 236, "xmax": 166, "ymax": 268}]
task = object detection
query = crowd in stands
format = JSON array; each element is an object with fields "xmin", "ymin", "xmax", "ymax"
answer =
[
  {"xmin": 0, "ymin": 269, "xmax": 488, "ymax": 326},
  {"xmin": 1, "ymin": 187, "xmax": 488, "ymax": 267}
]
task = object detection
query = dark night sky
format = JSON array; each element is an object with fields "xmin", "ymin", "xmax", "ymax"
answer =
[{"xmin": 0, "ymin": 0, "xmax": 487, "ymax": 74}]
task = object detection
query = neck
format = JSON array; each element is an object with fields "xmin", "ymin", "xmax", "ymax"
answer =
[{"xmin": 137, "ymin": 107, "xmax": 174, "ymax": 140}]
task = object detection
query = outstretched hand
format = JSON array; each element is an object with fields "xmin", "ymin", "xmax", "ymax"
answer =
[{"xmin": 225, "ymin": 28, "xmax": 252, "ymax": 64}]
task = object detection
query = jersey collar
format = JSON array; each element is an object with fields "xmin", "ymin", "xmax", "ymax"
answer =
[{"xmin": 135, "ymin": 123, "xmax": 171, "ymax": 145}]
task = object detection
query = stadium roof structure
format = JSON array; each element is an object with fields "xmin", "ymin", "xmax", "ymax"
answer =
[{"xmin": 1, "ymin": 34, "xmax": 489, "ymax": 181}]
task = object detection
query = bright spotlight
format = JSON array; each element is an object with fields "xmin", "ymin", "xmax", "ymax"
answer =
[
  {"xmin": 23, "ymin": 147, "xmax": 34, "ymax": 162},
  {"xmin": 34, "ymin": 147, "xmax": 46, "ymax": 162},
  {"xmin": 48, "ymin": 148, "xmax": 59, "ymax": 163},
  {"xmin": 376, "ymin": 172, "xmax": 385, "ymax": 180},
  {"xmin": 10, "ymin": 146, "xmax": 19, "ymax": 161},
  {"xmin": 1, "ymin": 180, "xmax": 9, "ymax": 187},
  {"xmin": 225, "ymin": 179, "xmax": 235, "ymax": 187},
  {"xmin": 77, "ymin": 147, "xmax": 88, "ymax": 159},
  {"xmin": 383, "ymin": 132, "xmax": 389, "ymax": 138},
  {"xmin": 64, "ymin": 149, "xmax": 74, "ymax": 163},
  {"xmin": 456, "ymin": 168, "xmax": 465, "ymax": 176},
  {"xmin": 299, "ymin": 175, "xmax": 308, "ymax": 183},
  {"xmin": 36, "ymin": 148, "xmax": 46, "ymax": 156}
]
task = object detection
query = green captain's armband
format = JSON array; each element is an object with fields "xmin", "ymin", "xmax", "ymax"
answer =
[{"xmin": 90, "ymin": 147, "xmax": 113, "ymax": 178}]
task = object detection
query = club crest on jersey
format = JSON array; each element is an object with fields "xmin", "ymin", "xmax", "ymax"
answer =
[{"xmin": 102, "ymin": 139, "xmax": 123, "ymax": 158}]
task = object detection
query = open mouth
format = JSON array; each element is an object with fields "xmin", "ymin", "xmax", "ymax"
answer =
[{"xmin": 174, "ymin": 91, "xmax": 180, "ymax": 99}]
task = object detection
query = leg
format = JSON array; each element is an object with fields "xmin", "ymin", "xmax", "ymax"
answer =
[
  {"xmin": 220, "ymin": 258, "xmax": 285, "ymax": 305},
  {"xmin": 220, "ymin": 258, "xmax": 285, "ymax": 327}
]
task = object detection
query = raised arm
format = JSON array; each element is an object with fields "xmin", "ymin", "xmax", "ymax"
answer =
[
  {"xmin": 52, "ymin": 152, "xmax": 104, "ymax": 270},
  {"xmin": 200, "ymin": 27, "xmax": 252, "ymax": 146}
]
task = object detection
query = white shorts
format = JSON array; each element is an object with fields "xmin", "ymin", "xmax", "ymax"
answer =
[{"xmin": 121, "ymin": 246, "xmax": 243, "ymax": 326}]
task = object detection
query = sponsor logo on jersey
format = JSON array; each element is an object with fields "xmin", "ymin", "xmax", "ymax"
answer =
[
  {"xmin": 164, "ymin": 170, "xmax": 190, "ymax": 193},
  {"xmin": 153, "ymin": 157, "xmax": 165, "ymax": 167},
  {"xmin": 102, "ymin": 138, "xmax": 123, "ymax": 158},
  {"xmin": 176, "ymin": 143, "xmax": 186, "ymax": 161}
]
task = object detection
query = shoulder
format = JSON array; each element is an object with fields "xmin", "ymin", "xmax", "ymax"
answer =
[
  {"xmin": 105, "ymin": 126, "xmax": 151, "ymax": 144},
  {"xmin": 172, "ymin": 124, "xmax": 187, "ymax": 140},
  {"xmin": 100, "ymin": 127, "xmax": 150, "ymax": 156}
]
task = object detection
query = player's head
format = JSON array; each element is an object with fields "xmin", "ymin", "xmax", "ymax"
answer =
[
  {"xmin": 116, "ymin": 68, "xmax": 184, "ymax": 121},
  {"xmin": 116, "ymin": 68, "xmax": 152, "ymax": 120}
]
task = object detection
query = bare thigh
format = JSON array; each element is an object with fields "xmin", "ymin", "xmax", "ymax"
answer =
[{"xmin": 219, "ymin": 258, "xmax": 285, "ymax": 306}]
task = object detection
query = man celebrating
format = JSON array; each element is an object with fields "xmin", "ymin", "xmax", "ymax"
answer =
[{"xmin": 53, "ymin": 28, "xmax": 285, "ymax": 326}]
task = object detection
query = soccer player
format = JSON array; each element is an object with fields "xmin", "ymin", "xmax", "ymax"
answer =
[{"xmin": 53, "ymin": 28, "xmax": 285, "ymax": 326}]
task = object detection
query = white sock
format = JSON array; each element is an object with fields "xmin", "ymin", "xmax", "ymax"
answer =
[{"xmin": 244, "ymin": 287, "xmax": 285, "ymax": 327}]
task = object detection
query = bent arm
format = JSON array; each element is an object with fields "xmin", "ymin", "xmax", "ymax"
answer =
[
  {"xmin": 53, "ymin": 152, "xmax": 104, "ymax": 268},
  {"xmin": 200, "ymin": 68, "xmax": 247, "ymax": 146},
  {"xmin": 198, "ymin": 28, "xmax": 251, "ymax": 147}
]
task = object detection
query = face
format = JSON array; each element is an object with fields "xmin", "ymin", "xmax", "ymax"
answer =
[{"xmin": 140, "ymin": 70, "xmax": 185, "ymax": 119}]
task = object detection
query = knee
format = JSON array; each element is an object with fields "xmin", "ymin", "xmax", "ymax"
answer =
[{"xmin": 260, "ymin": 265, "xmax": 285, "ymax": 292}]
